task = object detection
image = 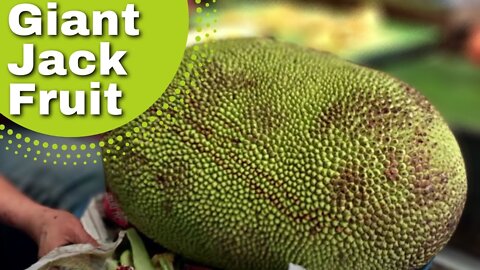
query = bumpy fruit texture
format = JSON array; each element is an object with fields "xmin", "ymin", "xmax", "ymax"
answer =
[{"xmin": 103, "ymin": 39, "xmax": 467, "ymax": 270}]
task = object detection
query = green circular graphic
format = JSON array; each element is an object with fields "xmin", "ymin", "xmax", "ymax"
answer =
[{"xmin": 0, "ymin": 0, "xmax": 188, "ymax": 137}]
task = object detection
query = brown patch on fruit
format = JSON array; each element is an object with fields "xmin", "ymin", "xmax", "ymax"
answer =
[
  {"xmin": 384, "ymin": 150, "xmax": 400, "ymax": 182},
  {"xmin": 310, "ymin": 90, "xmax": 368, "ymax": 135},
  {"xmin": 402, "ymin": 84, "xmax": 434, "ymax": 114},
  {"xmin": 251, "ymin": 103, "xmax": 281, "ymax": 132}
]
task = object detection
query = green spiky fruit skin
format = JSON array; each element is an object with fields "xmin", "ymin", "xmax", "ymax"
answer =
[{"xmin": 103, "ymin": 39, "xmax": 467, "ymax": 270}]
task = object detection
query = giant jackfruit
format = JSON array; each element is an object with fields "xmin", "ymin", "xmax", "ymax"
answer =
[{"xmin": 103, "ymin": 39, "xmax": 467, "ymax": 270}]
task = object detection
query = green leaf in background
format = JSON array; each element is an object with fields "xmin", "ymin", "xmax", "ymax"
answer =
[{"xmin": 378, "ymin": 52, "xmax": 480, "ymax": 133}]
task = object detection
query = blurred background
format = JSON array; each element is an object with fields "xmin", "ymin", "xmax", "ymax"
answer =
[{"xmin": 192, "ymin": 0, "xmax": 480, "ymax": 269}]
